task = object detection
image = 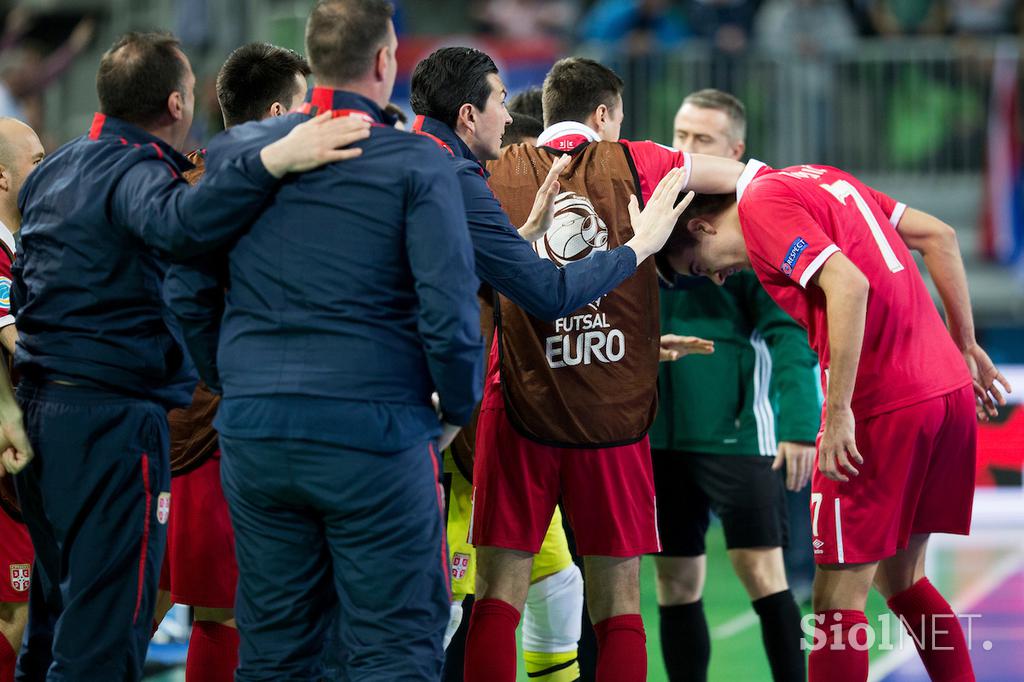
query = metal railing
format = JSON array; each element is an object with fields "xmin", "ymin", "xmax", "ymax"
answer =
[{"xmin": 602, "ymin": 38, "xmax": 1010, "ymax": 175}]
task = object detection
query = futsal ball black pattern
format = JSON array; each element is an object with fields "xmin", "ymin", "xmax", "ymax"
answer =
[{"xmin": 538, "ymin": 191, "xmax": 609, "ymax": 266}]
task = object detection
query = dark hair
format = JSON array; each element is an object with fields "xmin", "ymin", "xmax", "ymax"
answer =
[
  {"xmin": 682, "ymin": 88, "xmax": 746, "ymax": 141},
  {"xmin": 502, "ymin": 112, "xmax": 543, "ymax": 146},
  {"xmin": 508, "ymin": 86, "xmax": 543, "ymax": 122},
  {"xmin": 409, "ymin": 47, "xmax": 499, "ymax": 130},
  {"xmin": 96, "ymin": 32, "xmax": 188, "ymax": 128},
  {"xmin": 666, "ymin": 192, "xmax": 738, "ymax": 252},
  {"xmin": 384, "ymin": 102, "xmax": 407, "ymax": 125},
  {"xmin": 305, "ymin": 0, "xmax": 394, "ymax": 86},
  {"xmin": 216, "ymin": 43, "xmax": 310, "ymax": 127},
  {"xmin": 542, "ymin": 57, "xmax": 623, "ymax": 127}
]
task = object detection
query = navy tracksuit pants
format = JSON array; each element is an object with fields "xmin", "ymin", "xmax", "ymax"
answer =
[
  {"xmin": 14, "ymin": 382, "xmax": 170, "ymax": 682},
  {"xmin": 219, "ymin": 435, "xmax": 450, "ymax": 682}
]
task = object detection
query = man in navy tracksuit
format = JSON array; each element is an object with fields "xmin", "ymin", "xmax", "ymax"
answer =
[
  {"xmin": 168, "ymin": 2, "xmax": 482, "ymax": 679},
  {"xmin": 10, "ymin": 32, "xmax": 367, "ymax": 681}
]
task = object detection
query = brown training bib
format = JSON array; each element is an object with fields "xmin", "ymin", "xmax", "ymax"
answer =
[{"xmin": 485, "ymin": 141, "xmax": 659, "ymax": 447}]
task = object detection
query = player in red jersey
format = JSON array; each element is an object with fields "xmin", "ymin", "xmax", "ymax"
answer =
[
  {"xmin": 661, "ymin": 160, "xmax": 1010, "ymax": 682},
  {"xmin": 153, "ymin": 43, "xmax": 311, "ymax": 682},
  {"xmin": 0, "ymin": 117, "xmax": 43, "ymax": 682}
]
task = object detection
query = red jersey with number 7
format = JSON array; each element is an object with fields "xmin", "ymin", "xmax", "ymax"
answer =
[{"xmin": 736, "ymin": 161, "xmax": 971, "ymax": 420}]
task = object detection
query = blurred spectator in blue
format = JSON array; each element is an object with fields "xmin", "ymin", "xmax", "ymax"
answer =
[
  {"xmin": 580, "ymin": 0, "xmax": 691, "ymax": 54},
  {"xmin": 686, "ymin": 0, "xmax": 764, "ymax": 54},
  {"xmin": 473, "ymin": 0, "xmax": 579, "ymax": 39}
]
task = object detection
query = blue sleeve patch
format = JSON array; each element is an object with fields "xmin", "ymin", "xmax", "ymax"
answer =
[
  {"xmin": 780, "ymin": 237, "xmax": 808, "ymax": 277},
  {"xmin": 0, "ymin": 277, "xmax": 10, "ymax": 308}
]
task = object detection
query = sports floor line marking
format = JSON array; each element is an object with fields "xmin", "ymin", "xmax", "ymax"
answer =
[
  {"xmin": 711, "ymin": 608, "xmax": 760, "ymax": 640},
  {"xmin": 868, "ymin": 549, "xmax": 1024, "ymax": 682}
]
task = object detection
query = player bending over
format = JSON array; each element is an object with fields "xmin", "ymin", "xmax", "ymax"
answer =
[{"xmin": 661, "ymin": 161, "xmax": 1009, "ymax": 682}]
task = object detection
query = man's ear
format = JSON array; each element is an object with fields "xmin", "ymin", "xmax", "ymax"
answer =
[
  {"xmin": 375, "ymin": 45, "xmax": 389, "ymax": 81},
  {"xmin": 594, "ymin": 103, "xmax": 608, "ymax": 130},
  {"xmin": 687, "ymin": 217, "xmax": 717, "ymax": 236},
  {"xmin": 167, "ymin": 90, "xmax": 184, "ymax": 123},
  {"xmin": 269, "ymin": 102, "xmax": 285, "ymax": 118},
  {"xmin": 0, "ymin": 167, "xmax": 9, "ymax": 193},
  {"xmin": 456, "ymin": 102, "xmax": 476, "ymax": 133},
  {"xmin": 732, "ymin": 139, "xmax": 746, "ymax": 161}
]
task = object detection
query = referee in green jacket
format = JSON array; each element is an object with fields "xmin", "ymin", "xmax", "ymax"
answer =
[{"xmin": 650, "ymin": 89, "xmax": 820, "ymax": 682}]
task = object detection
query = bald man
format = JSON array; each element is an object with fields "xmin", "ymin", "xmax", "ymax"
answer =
[{"xmin": 0, "ymin": 117, "xmax": 43, "ymax": 682}]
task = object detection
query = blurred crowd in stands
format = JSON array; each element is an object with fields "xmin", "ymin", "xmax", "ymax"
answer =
[{"xmin": 466, "ymin": 0, "xmax": 1023, "ymax": 53}]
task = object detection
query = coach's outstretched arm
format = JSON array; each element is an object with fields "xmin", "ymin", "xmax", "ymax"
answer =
[
  {"xmin": 810, "ymin": 253, "xmax": 869, "ymax": 483},
  {"xmin": 113, "ymin": 114, "xmax": 370, "ymax": 259},
  {"xmin": 896, "ymin": 208, "xmax": 1012, "ymax": 420}
]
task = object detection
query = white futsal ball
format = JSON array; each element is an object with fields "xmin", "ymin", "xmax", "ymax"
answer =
[{"xmin": 539, "ymin": 192, "xmax": 609, "ymax": 266}]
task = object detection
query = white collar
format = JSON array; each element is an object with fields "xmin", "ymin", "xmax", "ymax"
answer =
[
  {"xmin": 0, "ymin": 218, "xmax": 15, "ymax": 255},
  {"xmin": 736, "ymin": 159, "xmax": 767, "ymax": 201},
  {"xmin": 536, "ymin": 121, "xmax": 602, "ymax": 146}
]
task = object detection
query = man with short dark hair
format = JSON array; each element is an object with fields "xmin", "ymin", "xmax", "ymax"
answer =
[
  {"xmin": 157, "ymin": 41, "xmax": 313, "ymax": 682},
  {"xmin": 11, "ymin": 30, "xmax": 364, "ymax": 681},
  {"xmin": 408, "ymin": 47, "xmax": 698, "ymax": 682},
  {"xmin": 652, "ymin": 88, "xmax": 817, "ymax": 682},
  {"xmin": 463, "ymin": 56, "xmax": 746, "ymax": 682},
  {"xmin": 661, "ymin": 162, "xmax": 1008, "ymax": 682},
  {"xmin": 170, "ymin": 3, "xmax": 484, "ymax": 679},
  {"xmin": 216, "ymin": 43, "xmax": 311, "ymax": 128},
  {"xmin": 507, "ymin": 85, "xmax": 543, "ymax": 123},
  {"xmin": 502, "ymin": 112, "xmax": 543, "ymax": 146}
]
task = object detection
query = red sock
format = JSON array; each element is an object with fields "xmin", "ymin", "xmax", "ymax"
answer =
[
  {"xmin": 464, "ymin": 598, "xmax": 520, "ymax": 682},
  {"xmin": 593, "ymin": 614, "xmax": 646, "ymax": 682},
  {"xmin": 808, "ymin": 610, "xmax": 870, "ymax": 682},
  {"xmin": 887, "ymin": 578, "xmax": 975, "ymax": 681},
  {"xmin": 0, "ymin": 635, "xmax": 15, "ymax": 682},
  {"xmin": 185, "ymin": 620, "xmax": 239, "ymax": 682}
]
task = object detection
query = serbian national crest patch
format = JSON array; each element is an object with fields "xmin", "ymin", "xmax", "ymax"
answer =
[
  {"xmin": 157, "ymin": 492, "xmax": 171, "ymax": 525},
  {"xmin": 9, "ymin": 563, "xmax": 30, "ymax": 592},
  {"xmin": 451, "ymin": 552, "xmax": 471, "ymax": 581}
]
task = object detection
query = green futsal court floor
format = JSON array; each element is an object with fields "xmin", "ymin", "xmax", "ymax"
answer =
[{"xmin": 146, "ymin": 513, "xmax": 1023, "ymax": 682}]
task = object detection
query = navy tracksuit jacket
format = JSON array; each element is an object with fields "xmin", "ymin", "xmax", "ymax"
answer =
[
  {"xmin": 169, "ymin": 88, "xmax": 482, "ymax": 681},
  {"xmin": 12, "ymin": 112, "xmax": 280, "ymax": 681},
  {"xmin": 410, "ymin": 115, "xmax": 639, "ymax": 319}
]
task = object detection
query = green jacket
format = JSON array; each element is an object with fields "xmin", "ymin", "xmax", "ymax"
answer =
[{"xmin": 650, "ymin": 271, "xmax": 821, "ymax": 456}]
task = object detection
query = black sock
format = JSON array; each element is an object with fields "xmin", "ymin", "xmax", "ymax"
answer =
[
  {"xmin": 659, "ymin": 600, "xmax": 710, "ymax": 682},
  {"xmin": 752, "ymin": 589, "xmax": 805, "ymax": 682}
]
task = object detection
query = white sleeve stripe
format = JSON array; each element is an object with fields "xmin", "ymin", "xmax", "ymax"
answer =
[
  {"xmin": 736, "ymin": 159, "xmax": 767, "ymax": 201},
  {"xmin": 0, "ymin": 315, "xmax": 14, "ymax": 329},
  {"xmin": 798, "ymin": 244, "xmax": 841, "ymax": 288},
  {"xmin": 889, "ymin": 202, "xmax": 907, "ymax": 228},
  {"xmin": 680, "ymin": 151, "xmax": 692, "ymax": 191}
]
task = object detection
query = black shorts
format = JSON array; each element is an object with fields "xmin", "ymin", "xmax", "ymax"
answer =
[{"xmin": 652, "ymin": 449, "xmax": 788, "ymax": 557}]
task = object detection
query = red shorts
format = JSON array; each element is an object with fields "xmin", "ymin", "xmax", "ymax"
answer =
[
  {"xmin": 811, "ymin": 385, "xmax": 976, "ymax": 565},
  {"xmin": 159, "ymin": 453, "xmax": 238, "ymax": 608},
  {"xmin": 470, "ymin": 404, "xmax": 660, "ymax": 557},
  {"xmin": 0, "ymin": 510, "xmax": 32, "ymax": 603}
]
